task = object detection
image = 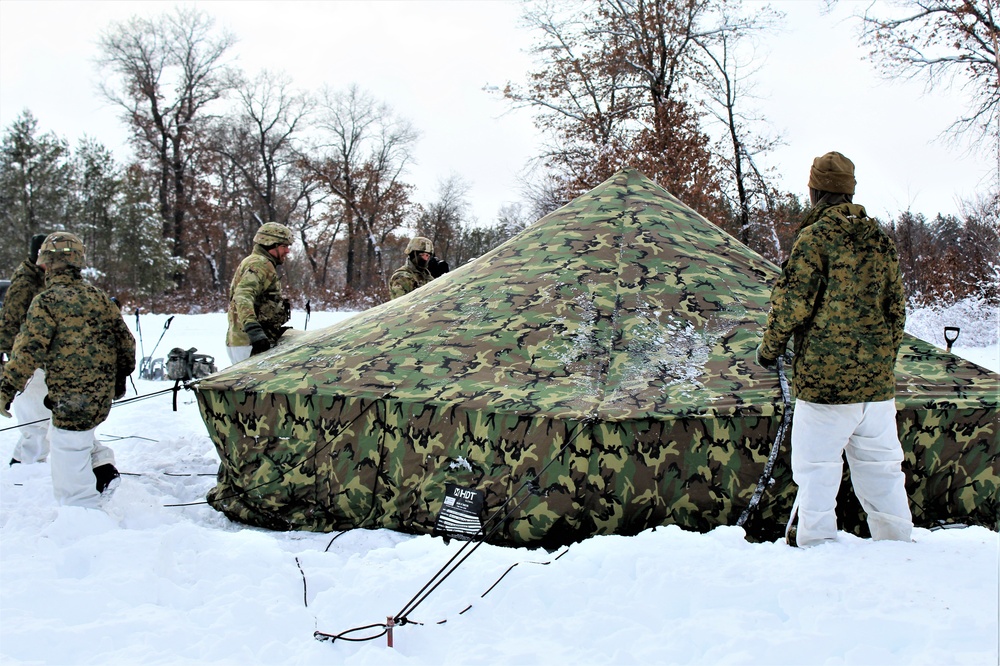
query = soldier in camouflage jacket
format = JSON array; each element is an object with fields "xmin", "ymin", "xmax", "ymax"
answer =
[
  {"xmin": 226, "ymin": 222, "xmax": 293, "ymax": 364},
  {"xmin": 0, "ymin": 235, "xmax": 49, "ymax": 464},
  {"xmin": 0, "ymin": 235, "xmax": 46, "ymax": 357},
  {"xmin": 389, "ymin": 236, "xmax": 435, "ymax": 299},
  {"xmin": 0, "ymin": 232, "xmax": 135, "ymax": 508},
  {"xmin": 757, "ymin": 152, "xmax": 912, "ymax": 548}
]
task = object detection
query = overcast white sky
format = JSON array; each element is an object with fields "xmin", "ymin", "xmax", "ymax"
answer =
[{"xmin": 0, "ymin": 0, "xmax": 994, "ymax": 225}]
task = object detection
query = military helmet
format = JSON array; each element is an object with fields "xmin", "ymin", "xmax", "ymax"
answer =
[
  {"xmin": 253, "ymin": 222, "xmax": 293, "ymax": 248},
  {"xmin": 38, "ymin": 231, "xmax": 86, "ymax": 269},
  {"xmin": 405, "ymin": 236, "xmax": 433, "ymax": 255}
]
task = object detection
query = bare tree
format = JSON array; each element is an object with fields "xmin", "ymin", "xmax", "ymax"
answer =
[
  {"xmin": 859, "ymin": 0, "xmax": 1000, "ymax": 156},
  {"xmin": 693, "ymin": 1, "xmax": 784, "ymax": 255},
  {"xmin": 206, "ymin": 70, "xmax": 322, "ymax": 294},
  {"xmin": 96, "ymin": 7, "xmax": 237, "ymax": 286},
  {"xmin": 307, "ymin": 85, "xmax": 419, "ymax": 294},
  {"xmin": 215, "ymin": 70, "xmax": 315, "ymax": 226}
]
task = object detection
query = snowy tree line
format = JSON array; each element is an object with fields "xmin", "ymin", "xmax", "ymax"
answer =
[{"xmin": 0, "ymin": 1, "xmax": 996, "ymax": 311}]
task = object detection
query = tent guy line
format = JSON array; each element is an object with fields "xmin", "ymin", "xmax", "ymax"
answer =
[
  {"xmin": 312, "ymin": 544, "xmax": 573, "ymax": 648},
  {"xmin": 0, "ymin": 383, "xmax": 185, "ymax": 434},
  {"xmin": 317, "ymin": 417, "xmax": 595, "ymax": 645}
]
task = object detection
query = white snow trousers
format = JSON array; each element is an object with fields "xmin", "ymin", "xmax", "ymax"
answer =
[
  {"xmin": 789, "ymin": 398, "xmax": 913, "ymax": 547},
  {"xmin": 227, "ymin": 346, "xmax": 252, "ymax": 365},
  {"xmin": 50, "ymin": 426, "xmax": 104, "ymax": 508},
  {"xmin": 10, "ymin": 369, "xmax": 114, "ymax": 469}
]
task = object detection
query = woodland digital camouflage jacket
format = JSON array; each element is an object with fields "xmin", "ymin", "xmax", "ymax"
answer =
[
  {"xmin": 226, "ymin": 246, "xmax": 288, "ymax": 346},
  {"xmin": 389, "ymin": 257, "xmax": 434, "ymax": 299},
  {"xmin": 0, "ymin": 267, "xmax": 136, "ymax": 431},
  {"xmin": 0, "ymin": 260, "xmax": 45, "ymax": 355},
  {"xmin": 760, "ymin": 203, "xmax": 905, "ymax": 404}
]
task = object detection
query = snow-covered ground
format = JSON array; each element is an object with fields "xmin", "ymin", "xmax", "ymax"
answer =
[{"xmin": 1, "ymin": 306, "xmax": 997, "ymax": 665}]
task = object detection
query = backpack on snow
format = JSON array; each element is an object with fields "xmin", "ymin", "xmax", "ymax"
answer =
[{"xmin": 166, "ymin": 347, "xmax": 218, "ymax": 381}]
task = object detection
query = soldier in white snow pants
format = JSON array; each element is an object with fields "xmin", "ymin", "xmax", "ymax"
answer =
[{"xmin": 757, "ymin": 152, "xmax": 912, "ymax": 547}]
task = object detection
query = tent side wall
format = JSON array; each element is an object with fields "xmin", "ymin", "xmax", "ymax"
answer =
[
  {"xmin": 197, "ymin": 387, "xmax": 801, "ymax": 545},
  {"xmin": 198, "ymin": 384, "xmax": 998, "ymax": 545},
  {"xmin": 899, "ymin": 405, "xmax": 999, "ymax": 529}
]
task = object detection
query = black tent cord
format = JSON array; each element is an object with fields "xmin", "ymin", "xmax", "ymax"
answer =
[
  {"xmin": 314, "ymin": 413, "xmax": 598, "ymax": 644},
  {"xmin": 0, "ymin": 382, "xmax": 191, "ymax": 434},
  {"xmin": 736, "ymin": 355, "xmax": 794, "ymax": 527}
]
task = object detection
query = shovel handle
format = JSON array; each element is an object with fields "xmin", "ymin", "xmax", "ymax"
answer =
[{"xmin": 943, "ymin": 326, "xmax": 960, "ymax": 352}]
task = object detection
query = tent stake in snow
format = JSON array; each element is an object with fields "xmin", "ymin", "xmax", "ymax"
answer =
[
  {"xmin": 134, "ymin": 308, "xmax": 145, "ymax": 360},
  {"xmin": 944, "ymin": 326, "xmax": 960, "ymax": 352},
  {"xmin": 386, "ymin": 616, "xmax": 394, "ymax": 648}
]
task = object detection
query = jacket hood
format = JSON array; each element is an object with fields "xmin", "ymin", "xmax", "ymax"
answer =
[
  {"xmin": 826, "ymin": 202, "xmax": 877, "ymax": 241},
  {"xmin": 44, "ymin": 265, "xmax": 82, "ymax": 286}
]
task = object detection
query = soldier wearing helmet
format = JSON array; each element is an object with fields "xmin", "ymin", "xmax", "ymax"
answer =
[
  {"xmin": 389, "ymin": 236, "xmax": 442, "ymax": 300},
  {"xmin": 0, "ymin": 231, "xmax": 136, "ymax": 509},
  {"xmin": 226, "ymin": 221, "xmax": 294, "ymax": 363}
]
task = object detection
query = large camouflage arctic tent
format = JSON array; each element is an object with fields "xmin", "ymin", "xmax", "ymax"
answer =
[{"xmin": 196, "ymin": 169, "xmax": 999, "ymax": 546}]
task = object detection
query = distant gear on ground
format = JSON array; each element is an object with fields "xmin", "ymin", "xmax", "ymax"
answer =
[{"xmin": 166, "ymin": 347, "xmax": 218, "ymax": 381}]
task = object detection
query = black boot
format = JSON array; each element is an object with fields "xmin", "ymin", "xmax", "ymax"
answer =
[{"xmin": 94, "ymin": 463, "xmax": 121, "ymax": 495}]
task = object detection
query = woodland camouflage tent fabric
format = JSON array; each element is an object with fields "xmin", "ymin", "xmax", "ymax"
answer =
[{"xmin": 195, "ymin": 169, "xmax": 999, "ymax": 547}]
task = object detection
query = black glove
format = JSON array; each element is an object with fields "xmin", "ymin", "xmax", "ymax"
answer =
[
  {"xmin": 428, "ymin": 256, "xmax": 450, "ymax": 278},
  {"xmin": 0, "ymin": 379, "xmax": 14, "ymax": 417},
  {"xmin": 245, "ymin": 321, "xmax": 271, "ymax": 356},
  {"xmin": 755, "ymin": 345, "xmax": 777, "ymax": 370},
  {"xmin": 114, "ymin": 371, "xmax": 129, "ymax": 400}
]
